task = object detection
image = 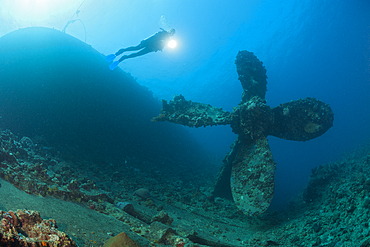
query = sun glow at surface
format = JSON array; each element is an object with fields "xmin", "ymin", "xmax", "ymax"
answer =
[{"xmin": 0, "ymin": 0, "xmax": 79, "ymax": 26}]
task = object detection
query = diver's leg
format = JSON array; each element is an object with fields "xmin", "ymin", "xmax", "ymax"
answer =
[
  {"xmin": 119, "ymin": 48, "xmax": 152, "ymax": 62},
  {"xmin": 115, "ymin": 44, "xmax": 144, "ymax": 56}
]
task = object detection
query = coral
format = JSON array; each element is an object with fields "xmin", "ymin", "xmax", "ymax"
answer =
[
  {"xmin": 133, "ymin": 188, "xmax": 150, "ymax": 200},
  {"xmin": 0, "ymin": 209, "xmax": 76, "ymax": 246},
  {"xmin": 152, "ymin": 94, "xmax": 232, "ymax": 127},
  {"xmin": 152, "ymin": 210, "xmax": 174, "ymax": 225},
  {"xmin": 0, "ymin": 129, "xmax": 113, "ymax": 210},
  {"xmin": 304, "ymin": 122, "xmax": 322, "ymax": 133},
  {"xmin": 103, "ymin": 232, "xmax": 141, "ymax": 247}
]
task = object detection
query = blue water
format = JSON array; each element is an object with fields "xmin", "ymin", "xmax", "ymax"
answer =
[{"xmin": 0, "ymin": 0, "xmax": 369, "ymax": 210}]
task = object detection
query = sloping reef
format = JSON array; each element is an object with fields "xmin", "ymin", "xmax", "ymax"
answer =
[{"xmin": 0, "ymin": 27, "xmax": 207, "ymax": 167}]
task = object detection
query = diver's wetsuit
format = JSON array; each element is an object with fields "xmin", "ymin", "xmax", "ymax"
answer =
[{"xmin": 115, "ymin": 29, "xmax": 174, "ymax": 62}]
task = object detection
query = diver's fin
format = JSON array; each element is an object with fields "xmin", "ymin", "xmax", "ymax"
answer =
[
  {"xmin": 105, "ymin": 54, "xmax": 116, "ymax": 63},
  {"xmin": 109, "ymin": 61, "xmax": 120, "ymax": 71}
]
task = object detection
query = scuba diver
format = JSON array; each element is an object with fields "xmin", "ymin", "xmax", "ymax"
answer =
[{"xmin": 106, "ymin": 28, "xmax": 176, "ymax": 70}]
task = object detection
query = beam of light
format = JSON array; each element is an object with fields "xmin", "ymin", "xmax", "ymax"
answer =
[{"xmin": 168, "ymin": 39, "xmax": 177, "ymax": 49}]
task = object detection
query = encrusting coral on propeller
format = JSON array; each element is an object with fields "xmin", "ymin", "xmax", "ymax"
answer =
[
  {"xmin": 154, "ymin": 94, "xmax": 232, "ymax": 128},
  {"xmin": 153, "ymin": 50, "xmax": 334, "ymax": 216},
  {"xmin": 0, "ymin": 209, "xmax": 77, "ymax": 246}
]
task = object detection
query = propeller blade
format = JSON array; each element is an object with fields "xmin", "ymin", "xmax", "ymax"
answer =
[
  {"xmin": 270, "ymin": 97, "xmax": 334, "ymax": 141},
  {"xmin": 230, "ymin": 136, "xmax": 276, "ymax": 216}
]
